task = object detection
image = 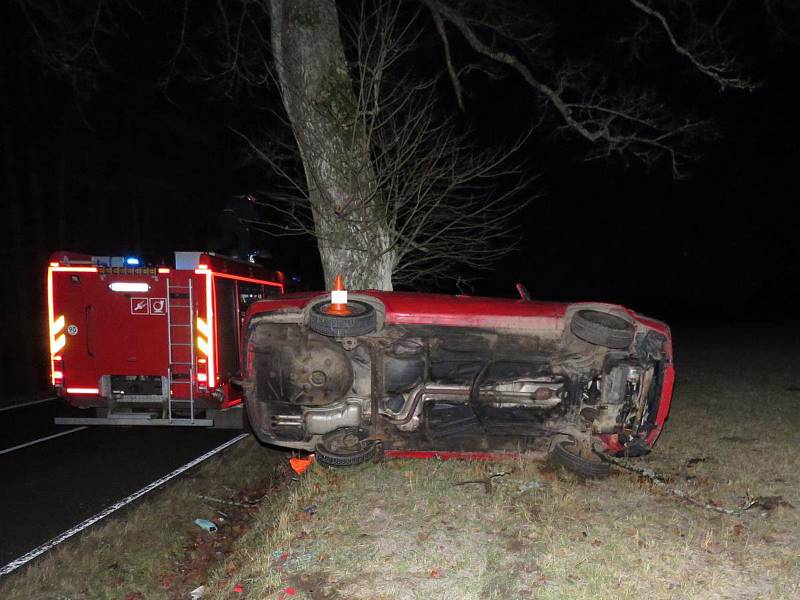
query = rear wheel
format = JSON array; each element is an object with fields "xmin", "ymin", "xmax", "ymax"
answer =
[
  {"xmin": 315, "ymin": 427, "xmax": 381, "ymax": 467},
  {"xmin": 308, "ymin": 300, "xmax": 377, "ymax": 337}
]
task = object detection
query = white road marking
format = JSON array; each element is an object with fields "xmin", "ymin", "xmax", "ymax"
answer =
[
  {"xmin": 0, "ymin": 427, "xmax": 88, "ymax": 456},
  {"xmin": 0, "ymin": 432, "xmax": 249, "ymax": 577},
  {"xmin": 0, "ymin": 397, "xmax": 57, "ymax": 412}
]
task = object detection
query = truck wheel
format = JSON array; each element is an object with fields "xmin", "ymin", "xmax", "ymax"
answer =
[
  {"xmin": 315, "ymin": 427, "xmax": 379, "ymax": 467},
  {"xmin": 570, "ymin": 309, "xmax": 634, "ymax": 349},
  {"xmin": 548, "ymin": 438, "xmax": 610, "ymax": 478},
  {"xmin": 308, "ymin": 300, "xmax": 377, "ymax": 337}
]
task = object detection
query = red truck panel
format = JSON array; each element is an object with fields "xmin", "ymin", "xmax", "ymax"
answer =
[{"xmin": 47, "ymin": 252, "xmax": 284, "ymax": 412}]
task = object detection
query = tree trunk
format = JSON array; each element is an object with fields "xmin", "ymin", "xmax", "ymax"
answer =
[{"xmin": 269, "ymin": 0, "xmax": 394, "ymax": 290}]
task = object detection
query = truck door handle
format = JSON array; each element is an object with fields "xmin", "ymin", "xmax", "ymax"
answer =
[{"xmin": 85, "ymin": 305, "xmax": 94, "ymax": 357}]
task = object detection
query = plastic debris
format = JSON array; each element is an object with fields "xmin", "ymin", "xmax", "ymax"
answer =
[
  {"xmin": 289, "ymin": 454, "xmax": 315, "ymax": 475},
  {"xmin": 189, "ymin": 585, "xmax": 205, "ymax": 599},
  {"xmin": 194, "ymin": 518, "xmax": 218, "ymax": 533},
  {"xmin": 301, "ymin": 505, "xmax": 317, "ymax": 515},
  {"xmin": 233, "ymin": 583, "xmax": 244, "ymax": 593}
]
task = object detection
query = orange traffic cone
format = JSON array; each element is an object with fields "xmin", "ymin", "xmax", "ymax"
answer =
[
  {"xmin": 325, "ymin": 274, "xmax": 351, "ymax": 315},
  {"xmin": 289, "ymin": 454, "xmax": 315, "ymax": 475}
]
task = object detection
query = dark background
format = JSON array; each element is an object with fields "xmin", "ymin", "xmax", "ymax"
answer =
[{"xmin": 2, "ymin": 2, "xmax": 798, "ymax": 398}]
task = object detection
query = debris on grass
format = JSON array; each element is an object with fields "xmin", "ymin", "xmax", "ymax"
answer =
[
  {"xmin": 452, "ymin": 469, "xmax": 514, "ymax": 494},
  {"xmin": 603, "ymin": 454, "xmax": 755, "ymax": 516},
  {"xmin": 194, "ymin": 518, "xmax": 218, "ymax": 533},
  {"xmin": 743, "ymin": 495, "xmax": 795, "ymax": 511},
  {"xmin": 198, "ymin": 494, "xmax": 256, "ymax": 508},
  {"xmin": 271, "ymin": 549, "xmax": 318, "ymax": 573},
  {"xmin": 189, "ymin": 585, "xmax": 205, "ymax": 599}
]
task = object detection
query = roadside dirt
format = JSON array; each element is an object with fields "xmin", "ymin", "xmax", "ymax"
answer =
[{"xmin": 166, "ymin": 464, "xmax": 293, "ymax": 598}]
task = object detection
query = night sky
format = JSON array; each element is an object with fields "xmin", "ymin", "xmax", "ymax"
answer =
[{"xmin": 2, "ymin": 1, "xmax": 799, "ymax": 395}]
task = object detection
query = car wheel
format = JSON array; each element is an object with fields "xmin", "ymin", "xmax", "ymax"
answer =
[
  {"xmin": 308, "ymin": 300, "xmax": 377, "ymax": 337},
  {"xmin": 315, "ymin": 427, "xmax": 381, "ymax": 467},
  {"xmin": 548, "ymin": 438, "xmax": 611, "ymax": 478},
  {"xmin": 570, "ymin": 309, "xmax": 634, "ymax": 349}
]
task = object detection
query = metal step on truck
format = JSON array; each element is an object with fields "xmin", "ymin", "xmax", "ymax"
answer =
[{"xmin": 47, "ymin": 250, "xmax": 285, "ymax": 427}]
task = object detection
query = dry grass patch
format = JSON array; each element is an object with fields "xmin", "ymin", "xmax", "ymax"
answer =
[{"xmin": 207, "ymin": 326, "xmax": 800, "ymax": 599}]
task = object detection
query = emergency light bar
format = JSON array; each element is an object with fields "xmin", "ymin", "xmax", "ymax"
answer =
[
  {"xmin": 109, "ymin": 282, "xmax": 150, "ymax": 293},
  {"xmin": 125, "ymin": 257, "xmax": 141, "ymax": 266}
]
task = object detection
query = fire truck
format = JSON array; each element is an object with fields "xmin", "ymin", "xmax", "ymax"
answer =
[{"xmin": 48, "ymin": 251, "xmax": 285, "ymax": 427}]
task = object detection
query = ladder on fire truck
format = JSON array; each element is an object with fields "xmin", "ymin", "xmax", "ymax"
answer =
[{"xmin": 166, "ymin": 278, "xmax": 204, "ymax": 424}]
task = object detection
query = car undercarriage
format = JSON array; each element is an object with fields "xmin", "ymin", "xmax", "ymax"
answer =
[{"xmin": 243, "ymin": 293, "xmax": 673, "ymax": 476}]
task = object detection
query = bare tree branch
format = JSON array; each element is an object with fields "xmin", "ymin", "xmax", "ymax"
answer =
[
  {"xmin": 627, "ymin": 0, "xmax": 758, "ymax": 91},
  {"xmin": 431, "ymin": 10, "xmax": 464, "ymax": 111},
  {"xmin": 422, "ymin": 0, "xmax": 704, "ymax": 177}
]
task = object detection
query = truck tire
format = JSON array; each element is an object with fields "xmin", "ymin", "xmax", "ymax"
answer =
[
  {"xmin": 570, "ymin": 309, "xmax": 634, "ymax": 349},
  {"xmin": 315, "ymin": 427, "xmax": 380, "ymax": 467},
  {"xmin": 308, "ymin": 300, "xmax": 377, "ymax": 337},
  {"xmin": 548, "ymin": 438, "xmax": 610, "ymax": 478}
]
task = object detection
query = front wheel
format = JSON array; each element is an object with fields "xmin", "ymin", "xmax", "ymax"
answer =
[{"xmin": 548, "ymin": 438, "xmax": 610, "ymax": 478}]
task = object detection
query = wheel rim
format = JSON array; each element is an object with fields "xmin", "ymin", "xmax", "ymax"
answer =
[{"xmin": 323, "ymin": 428, "xmax": 368, "ymax": 455}]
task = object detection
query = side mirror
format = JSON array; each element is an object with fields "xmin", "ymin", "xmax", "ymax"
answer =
[{"xmin": 515, "ymin": 282, "xmax": 531, "ymax": 301}]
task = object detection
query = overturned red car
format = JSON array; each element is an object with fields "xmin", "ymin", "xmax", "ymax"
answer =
[{"xmin": 242, "ymin": 284, "xmax": 674, "ymax": 476}]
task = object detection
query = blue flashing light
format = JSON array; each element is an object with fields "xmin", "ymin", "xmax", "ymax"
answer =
[{"xmin": 125, "ymin": 257, "xmax": 141, "ymax": 266}]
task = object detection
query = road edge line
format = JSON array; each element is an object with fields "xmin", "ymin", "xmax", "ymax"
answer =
[
  {"xmin": 0, "ymin": 397, "xmax": 57, "ymax": 412},
  {"xmin": 0, "ymin": 432, "xmax": 249, "ymax": 577},
  {"xmin": 0, "ymin": 427, "xmax": 88, "ymax": 456}
]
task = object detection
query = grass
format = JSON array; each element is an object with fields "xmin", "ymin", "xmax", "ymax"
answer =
[
  {"xmin": 0, "ymin": 437, "xmax": 285, "ymax": 600},
  {"xmin": 203, "ymin": 325, "xmax": 800, "ymax": 599},
  {"xmin": 3, "ymin": 324, "xmax": 799, "ymax": 599}
]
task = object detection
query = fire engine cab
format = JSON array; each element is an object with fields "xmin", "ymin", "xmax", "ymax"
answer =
[{"xmin": 48, "ymin": 251, "xmax": 284, "ymax": 427}]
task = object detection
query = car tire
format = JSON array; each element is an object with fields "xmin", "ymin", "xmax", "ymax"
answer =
[
  {"xmin": 570, "ymin": 309, "xmax": 634, "ymax": 349},
  {"xmin": 548, "ymin": 438, "xmax": 611, "ymax": 478},
  {"xmin": 315, "ymin": 427, "xmax": 380, "ymax": 467},
  {"xmin": 308, "ymin": 300, "xmax": 377, "ymax": 337}
]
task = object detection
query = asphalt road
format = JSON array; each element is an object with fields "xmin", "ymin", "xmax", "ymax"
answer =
[{"xmin": 0, "ymin": 400, "xmax": 241, "ymax": 565}]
